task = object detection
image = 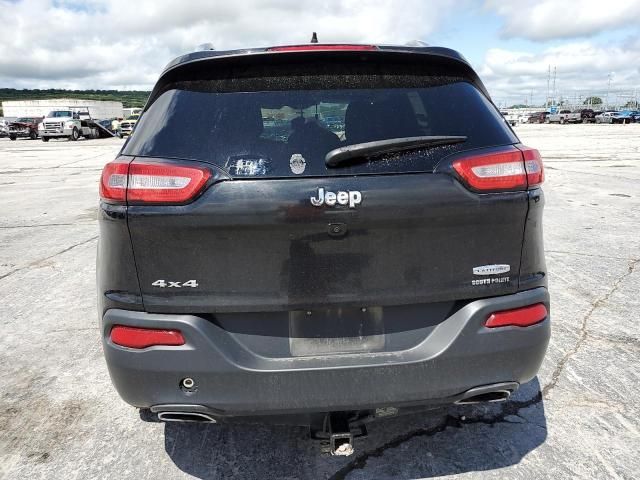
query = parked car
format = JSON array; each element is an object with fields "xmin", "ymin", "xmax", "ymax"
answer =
[
  {"xmin": 98, "ymin": 119, "xmax": 117, "ymax": 134},
  {"xmin": 547, "ymin": 109, "xmax": 581, "ymax": 124},
  {"xmin": 7, "ymin": 116, "xmax": 43, "ymax": 140},
  {"xmin": 117, "ymin": 114, "xmax": 140, "ymax": 137},
  {"xmin": 580, "ymin": 109, "xmax": 596, "ymax": 123},
  {"xmin": 528, "ymin": 112, "xmax": 548, "ymax": 124},
  {"xmin": 614, "ymin": 111, "xmax": 638, "ymax": 124},
  {"xmin": 595, "ymin": 111, "xmax": 621, "ymax": 124},
  {"xmin": 98, "ymin": 43, "xmax": 549, "ymax": 454},
  {"xmin": 0, "ymin": 120, "xmax": 8, "ymax": 138},
  {"xmin": 500, "ymin": 111, "xmax": 518, "ymax": 126}
]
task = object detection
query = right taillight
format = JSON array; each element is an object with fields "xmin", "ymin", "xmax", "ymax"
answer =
[
  {"xmin": 485, "ymin": 303, "xmax": 548, "ymax": 328},
  {"xmin": 519, "ymin": 146, "xmax": 544, "ymax": 187},
  {"xmin": 99, "ymin": 159, "xmax": 211, "ymax": 205},
  {"xmin": 452, "ymin": 145, "xmax": 544, "ymax": 192}
]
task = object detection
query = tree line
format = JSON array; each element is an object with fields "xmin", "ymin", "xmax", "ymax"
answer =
[{"xmin": 0, "ymin": 89, "xmax": 150, "ymax": 116}]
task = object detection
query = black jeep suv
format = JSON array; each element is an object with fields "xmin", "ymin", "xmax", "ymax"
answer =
[{"xmin": 98, "ymin": 43, "xmax": 549, "ymax": 447}]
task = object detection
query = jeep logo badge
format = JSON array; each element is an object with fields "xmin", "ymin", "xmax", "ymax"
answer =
[{"xmin": 310, "ymin": 187, "xmax": 362, "ymax": 208}]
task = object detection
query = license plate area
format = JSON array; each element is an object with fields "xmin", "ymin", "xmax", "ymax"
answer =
[{"xmin": 289, "ymin": 307, "xmax": 385, "ymax": 356}]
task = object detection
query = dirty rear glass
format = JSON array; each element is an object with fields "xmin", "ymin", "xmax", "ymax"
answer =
[{"xmin": 124, "ymin": 67, "xmax": 516, "ymax": 178}]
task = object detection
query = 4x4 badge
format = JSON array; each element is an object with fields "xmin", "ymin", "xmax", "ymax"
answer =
[{"xmin": 310, "ymin": 187, "xmax": 362, "ymax": 208}]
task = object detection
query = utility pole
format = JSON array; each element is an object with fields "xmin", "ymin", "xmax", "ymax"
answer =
[
  {"xmin": 606, "ymin": 73, "xmax": 613, "ymax": 109},
  {"xmin": 552, "ymin": 66, "xmax": 556, "ymax": 106},
  {"xmin": 546, "ymin": 65, "xmax": 550, "ymax": 107}
]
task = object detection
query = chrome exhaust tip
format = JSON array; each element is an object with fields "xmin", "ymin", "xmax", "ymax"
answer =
[
  {"xmin": 157, "ymin": 411, "xmax": 217, "ymax": 423},
  {"xmin": 456, "ymin": 390, "xmax": 511, "ymax": 405},
  {"xmin": 455, "ymin": 382, "xmax": 518, "ymax": 405}
]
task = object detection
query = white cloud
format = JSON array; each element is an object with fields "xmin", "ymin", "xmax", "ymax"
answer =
[
  {"xmin": 2, "ymin": 0, "xmax": 639, "ymax": 105},
  {"xmin": 0, "ymin": 0, "xmax": 457, "ymax": 89},
  {"xmin": 486, "ymin": 0, "xmax": 640, "ymax": 41},
  {"xmin": 479, "ymin": 40, "xmax": 640, "ymax": 106}
]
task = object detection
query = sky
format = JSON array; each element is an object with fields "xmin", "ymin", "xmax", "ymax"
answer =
[{"xmin": 1, "ymin": 0, "xmax": 639, "ymax": 106}]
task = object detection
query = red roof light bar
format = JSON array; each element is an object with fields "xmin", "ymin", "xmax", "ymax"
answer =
[{"xmin": 267, "ymin": 44, "xmax": 378, "ymax": 52}]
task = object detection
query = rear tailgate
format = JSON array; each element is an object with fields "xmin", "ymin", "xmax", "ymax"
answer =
[
  {"xmin": 122, "ymin": 51, "xmax": 526, "ymax": 314},
  {"xmin": 128, "ymin": 173, "xmax": 526, "ymax": 313}
]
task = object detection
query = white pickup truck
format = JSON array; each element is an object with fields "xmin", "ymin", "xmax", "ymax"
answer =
[
  {"xmin": 547, "ymin": 110, "xmax": 581, "ymax": 124},
  {"xmin": 500, "ymin": 111, "xmax": 518, "ymax": 126},
  {"xmin": 38, "ymin": 110, "xmax": 99, "ymax": 141}
]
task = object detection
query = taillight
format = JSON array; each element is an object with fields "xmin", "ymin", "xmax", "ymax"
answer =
[
  {"xmin": 110, "ymin": 325, "xmax": 185, "ymax": 349},
  {"xmin": 451, "ymin": 146, "xmax": 544, "ymax": 192},
  {"xmin": 519, "ymin": 146, "xmax": 545, "ymax": 187},
  {"xmin": 127, "ymin": 162, "xmax": 211, "ymax": 204},
  {"xmin": 99, "ymin": 159, "xmax": 211, "ymax": 204},
  {"xmin": 485, "ymin": 303, "xmax": 548, "ymax": 328},
  {"xmin": 99, "ymin": 159, "xmax": 129, "ymax": 202},
  {"xmin": 267, "ymin": 44, "xmax": 377, "ymax": 52}
]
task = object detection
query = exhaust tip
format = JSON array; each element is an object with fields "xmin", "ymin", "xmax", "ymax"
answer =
[
  {"xmin": 157, "ymin": 412, "xmax": 217, "ymax": 423},
  {"xmin": 455, "ymin": 382, "xmax": 518, "ymax": 405},
  {"xmin": 456, "ymin": 390, "xmax": 511, "ymax": 405}
]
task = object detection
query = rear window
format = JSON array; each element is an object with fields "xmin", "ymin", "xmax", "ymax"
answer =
[{"xmin": 124, "ymin": 66, "xmax": 516, "ymax": 178}]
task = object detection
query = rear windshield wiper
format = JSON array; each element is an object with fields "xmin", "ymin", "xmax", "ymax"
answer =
[{"xmin": 325, "ymin": 136, "xmax": 467, "ymax": 168}]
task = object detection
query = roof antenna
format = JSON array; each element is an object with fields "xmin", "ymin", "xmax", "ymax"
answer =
[
  {"xmin": 310, "ymin": 32, "xmax": 318, "ymax": 43},
  {"xmin": 196, "ymin": 43, "xmax": 215, "ymax": 51},
  {"xmin": 405, "ymin": 40, "xmax": 429, "ymax": 47}
]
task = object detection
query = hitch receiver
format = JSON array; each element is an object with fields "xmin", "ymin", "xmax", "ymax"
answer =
[{"xmin": 311, "ymin": 412, "xmax": 367, "ymax": 456}]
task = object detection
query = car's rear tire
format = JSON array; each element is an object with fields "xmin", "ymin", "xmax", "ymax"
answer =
[
  {"xmin": 29, "ymin": 131, "xmax": 37, "ymax": 140},
  {"xmin": 9, "ymin": 135, "xmax": 16, "ymax": 140}
]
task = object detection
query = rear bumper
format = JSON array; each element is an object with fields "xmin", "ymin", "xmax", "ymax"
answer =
[{"xmin": 101, "ymin": 288, "xmax": 550, "ymax": 417}]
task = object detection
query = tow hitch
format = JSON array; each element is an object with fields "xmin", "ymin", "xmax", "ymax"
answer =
[{"xmin": 310, "ymin": 412, "xmax": 367, "ymax": 456}]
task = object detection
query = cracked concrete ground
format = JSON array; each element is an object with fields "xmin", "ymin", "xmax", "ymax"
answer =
[{"xmin": 1, "ymin": 124, "xmax": 639, "ymax": 479}]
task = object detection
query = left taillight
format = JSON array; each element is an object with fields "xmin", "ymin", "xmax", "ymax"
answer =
[
  {"xmin": 110, "ymin": 325, "xmax": 185, "ymax": 349},
  {"xmin": 99, "ymin": 159, "xmax": 211, "ymax": 205},
  {"xmin": 451, "ymin": 145, "xmax": 544, "ymax": 192},
  {"xmin": 99, "ymin": 158, "xmax": 129, "ymax": 203}
]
